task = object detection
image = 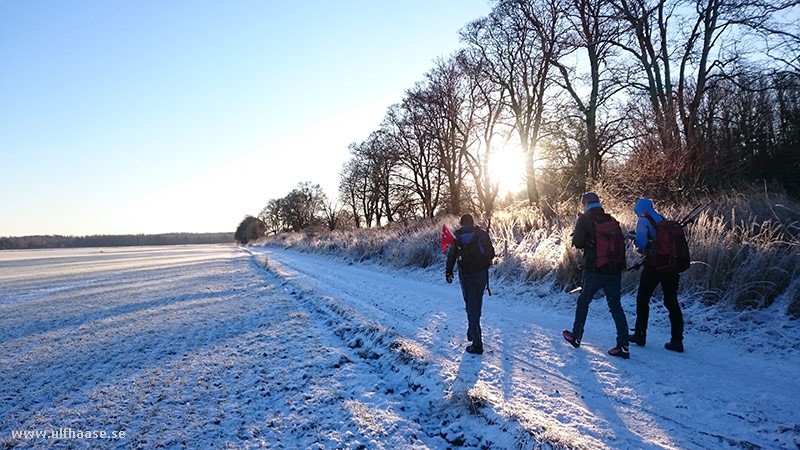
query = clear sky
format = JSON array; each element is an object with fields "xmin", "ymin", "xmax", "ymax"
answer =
[{"xmin": 1, "ymin": 1, "xmax": 493, "ymax": 236}]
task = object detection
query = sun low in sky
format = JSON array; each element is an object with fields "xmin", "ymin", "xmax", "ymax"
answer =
[{"xmin": 0, "ymin": 1, "xmax": 492, "ymax": 236}]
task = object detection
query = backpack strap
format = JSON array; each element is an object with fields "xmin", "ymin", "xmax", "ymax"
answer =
[
  {"xmin": 644, "ymin": 214, "xmax": 659, "ymax": 242},
  {"xmin": 644, "ymin": 214, "xmax": 657, "ymax": 230}
]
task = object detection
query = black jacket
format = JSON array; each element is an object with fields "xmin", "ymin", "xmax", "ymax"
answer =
[
  {"xmin": 572, "ymin": 207, "xmax": 623, "ymax": 275},
  {"xmin": 446, "ymin": 225, "xmax": 495, "ymax": 275}
]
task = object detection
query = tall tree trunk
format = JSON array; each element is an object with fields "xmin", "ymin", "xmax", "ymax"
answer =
[
  {"xmin": 587, "ymin": 112, "xmax": 601, "ymax": 179},
  {"xmin": 523, "ymin": 138, "xmax": 540, "ymax": 206}
]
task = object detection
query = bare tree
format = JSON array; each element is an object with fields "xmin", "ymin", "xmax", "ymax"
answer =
[
  {"xmin": 457, "ymin": 48, "xmax": 515, "ymax": 221},
  {"xmin": 259, "ymin": 199, "xmax": 286, "ymax": 235},
  {"xmin": 321, "ymin": 200, "xmax": 342, "ymax": 231},
  {"xmin": 409, "ymin": 57, "xmax": 477, "ymax": 215},
  {"xmin": 610, "ymin": 0, "xmax": 795, "ymax": 167},
  {"xmin": 281, "ymin": 182, "xmax": 327, "ymax": 231},
  {"xmin": 610, "ymin": 0, "xmax": 683, "ymax": 154},
  {"xmin": 551, "ymin": 0, "xmax": 627, "ymax": 184},
  {"xmin": 340, "ymin": 143, "xmax": 381, "ymax": 227},
  {"xmin": 384, "ymin": 100, "xmax": 444, "ymax": 219},
  {"xmin": 462, "ymin": 0, "xmax": 562, "ymax": 207},
  {"xmin": 339, "ymin": 158, "xmax": 364, "ymax": 228},
  {"xmin": 362, "ymin": 130, "xmax": 403, "ymax": 224}
]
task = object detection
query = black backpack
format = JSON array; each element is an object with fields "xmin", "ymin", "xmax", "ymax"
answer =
[
  {"xmin": 457, "ymin": 229, "xmax": 495, "ymax": 274},
  {"xmin": 646, "ymin": 216, "xmax": 690, "ymax": 273}
]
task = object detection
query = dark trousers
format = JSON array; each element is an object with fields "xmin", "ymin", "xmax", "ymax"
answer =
[
  {"xmin": 572, "ymin": 271, "xmax": 629, "ymax": 348},
  {"xmin": 459, "ymin": 270, "xmax": 488, "ymax": 348},
  {"xmin": 634, "ymin": 265, "xmax": 683, "ymax": 342}
]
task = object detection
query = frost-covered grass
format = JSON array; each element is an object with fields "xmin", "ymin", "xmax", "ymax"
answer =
[
  {"xmin": 264, "ymin": 186, "xmax": 800, "ymax": 317},
  {"xmin": 265, "ymin": 219, "xmax": 446, "ymax": 270},
  {"xmin": 681, "ymin": 188, "xmax": 800, "ymax": 313}
]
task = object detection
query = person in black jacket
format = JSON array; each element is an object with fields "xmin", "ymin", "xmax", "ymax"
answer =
[
  {"xmin": 445, "ymin": 214, "xmax": 495, "ymax": 355},
  {"xmin": 562, "ymin": 192, "xmax": 631, "ymax": 359}
]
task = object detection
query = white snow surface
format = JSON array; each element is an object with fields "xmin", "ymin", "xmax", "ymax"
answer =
[{"xmin": 1, "ymin": 244, "xmax": 798, "ymax": 449}]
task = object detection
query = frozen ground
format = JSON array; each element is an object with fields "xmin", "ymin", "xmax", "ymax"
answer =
[{"xmin": 0, "ymin": 245, "xmax": 798, "ymax": 449}]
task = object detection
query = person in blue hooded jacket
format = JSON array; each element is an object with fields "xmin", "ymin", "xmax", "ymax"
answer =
[{"xmin": 629, "ymin": 198, "xmax": 685, "ymax": 353}]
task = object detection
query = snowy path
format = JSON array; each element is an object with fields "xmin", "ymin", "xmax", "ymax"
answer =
[
  {"xmin": 1, "ymin": 245, "xmax": 797, "ymax": 449},
  {"xmin": 254, "ymin": 247, "xmax": 800, "ymax": 450}
]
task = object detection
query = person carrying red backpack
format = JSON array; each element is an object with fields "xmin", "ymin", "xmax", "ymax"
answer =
[
  {"xmin": 562, "ymin": 192, "xmax": 631, "ymax": 359},
  {"xmin": 629, "ymin": 198, "xmax": 685, "ymax": 353}
]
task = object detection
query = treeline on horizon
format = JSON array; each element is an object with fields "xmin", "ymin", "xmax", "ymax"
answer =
[
  {"xmin": 239, "ymin": 0, "xmax": 799, "ymax": 242},
  {"xmin": 0, "ymin": 233, "xmax": 234, "ymax": 250}
]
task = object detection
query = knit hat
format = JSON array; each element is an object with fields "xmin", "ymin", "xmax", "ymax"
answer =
[
  {"xmin": 460, "ymin": 214, "xmax": 474, "ymax": 226},
  {"xmin": 581, "ymin": 192, "xmax": 600, "ymax": 204}
]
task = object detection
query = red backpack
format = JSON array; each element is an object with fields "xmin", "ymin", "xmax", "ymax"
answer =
[
  {"xmin": 646, "ymin": 216, "xmax": 690, "ymax": 273},
  {"xmin": 593, "ymin": 214, "xmax": 627, "ymax": 269}
]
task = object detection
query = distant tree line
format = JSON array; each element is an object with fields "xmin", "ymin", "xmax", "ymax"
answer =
[
  {"xmin": 235, "ymin": 181, "xmax": 351, "ymax": 244},
  {"xmin": 334, "ymin": 0, "xmax": 799, "ymax": 227},
  {"xmin": 0, "ymin": 233, "xmax": 233, "ymax": 250}
]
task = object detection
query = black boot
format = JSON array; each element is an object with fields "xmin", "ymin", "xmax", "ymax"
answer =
[
  {"xmin": 466, "ymin": 344, "xmax": 483, "ymax": 354},
  {"xmin": 664, "ymin": 341, "xmax": 684, "ymax": 353},
  {"xmin": 629, "ymin": 333, "xmax": 646, "ymax": 347}
]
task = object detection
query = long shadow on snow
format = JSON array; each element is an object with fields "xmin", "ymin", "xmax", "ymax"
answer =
[
  {"xmin": 567, "ymin": 343, "xmax": 666, "ymax": 449},
  {"xmin": 0, "ymin": 258, "xmax": 241, "ymax": 346},
  {"xmin": 0, "ymin": 284, "xmax": 277, "ymax": 422}
]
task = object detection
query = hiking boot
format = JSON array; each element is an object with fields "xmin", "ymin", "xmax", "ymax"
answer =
[
  {"xmin": 465, "ymin": 344, "xmax": 483, "ymax": 355},
  {"xmin": 562, "ymin": 329, "xmax": 580, "ymax": 348},
  {"xmin": 608, "ymin": 345, "xmax": 630, "ymax": 359},
  {"xmin": 629, "ymin": 333, "xmax": 646, "ymax": 347},
  {"xmin": 664, "ymin": 341, "xmax": 684, "ymax": 353}
]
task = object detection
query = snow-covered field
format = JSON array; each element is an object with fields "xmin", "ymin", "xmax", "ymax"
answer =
[{"xmin": 1, "ymin": 245, "xmax": 798, "ymax": 449}]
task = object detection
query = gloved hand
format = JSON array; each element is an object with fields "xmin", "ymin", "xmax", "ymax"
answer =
[{"xmin": 445, "ymin": 272, "xmax": 454, "ymax": 284}]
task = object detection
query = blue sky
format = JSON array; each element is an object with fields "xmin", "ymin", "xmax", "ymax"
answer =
[{"xmin": 1, "ymin": 1, "xmax": 492, "ymax": 236}]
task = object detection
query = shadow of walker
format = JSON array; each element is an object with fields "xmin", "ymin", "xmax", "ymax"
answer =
[
  {"xmin": 448, "ymin": 350, "xmax": 486, "ymax": 414},
  {"xmin": 568, "ymin": 346, "xmax": 676, "ymax": 449}
]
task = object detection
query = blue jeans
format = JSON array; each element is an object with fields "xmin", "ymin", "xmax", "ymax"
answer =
[
  {"xmin": 572, "ymin": 271, "xmax": 629, "ymax": 348},
  {"xmin": 459, "ymin": 270, "xmax": 488, "ymax": 348}
]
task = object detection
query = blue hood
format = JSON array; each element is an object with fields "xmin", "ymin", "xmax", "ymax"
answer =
[
  {"xmin": 634, "ymin": 198, "xmax": 655, "ymax": 217},
  {"xmin": 633, "ymin": 198, "xmax": 663, "ymax": 251}
]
